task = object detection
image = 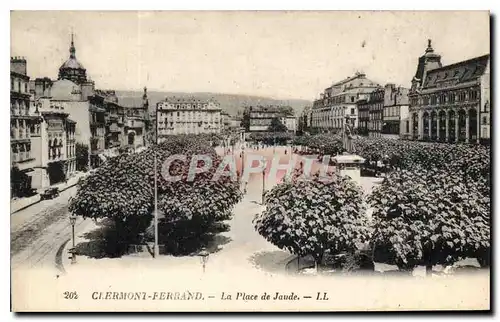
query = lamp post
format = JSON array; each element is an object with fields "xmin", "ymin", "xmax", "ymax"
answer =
[
  {"xmin": 198, "ymin": 248, "xmax": 210, "ymax": 273},
  {"xmin": 69, "ymin": 214, "xmax": 77, "ymax": 264}
]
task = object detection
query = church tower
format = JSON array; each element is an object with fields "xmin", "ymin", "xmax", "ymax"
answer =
[{"xmin": 58, "ymin": 33, "xmax": 88, "ymax": 85}]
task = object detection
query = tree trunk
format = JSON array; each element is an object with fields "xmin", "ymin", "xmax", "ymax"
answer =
[
  {"xmin": 426, "ymin": 264, "xmax": 433, "ymax": 276},
  {"xmin": 425, "ymin": 263, "xmax": 432, "ymax": 276}
]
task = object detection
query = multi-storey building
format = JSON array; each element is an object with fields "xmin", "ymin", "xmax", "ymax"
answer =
[
  {"xmin": 367, "ymin": 88, "xmax": 385, "ymax": 138},
  {"xmin": 382, "ymin": 84, "xmax": 409, "ymax": 138},
  {"xmin": 30, "ymin": 98, "xmax": 75, "ymax": 188},
  {"xmin": 10, "ymin": 57, "xmax": 37, "ymax": 176},
  {"xmin": 89, "ymin": 103, "xmax": 106, "ymax": 168},
  {"xmin": 156, "ymin": 97, "xmax": 222, "ymax": 140},
  {"xmin": 243, "ymin": 105, "xmax": 295, "ymax": 132},
  {"xmin": 356, "ymin": 99, "xmax": 369, "ymax": 136},
  {"xmin": 311, "ymin": 72, "xmax": 380, "ymax": 132},
  {"xmin": 221, "ymin": 111, "xmax": 231, "ymax": 134},
  {"xmin": 408, "ymin": 40, "xmax": 490, "ymax": 143},
  {"xmin": 120, "ymin": 87, "xmax": 151, "ymax": 148},
  {"xmin": 92, "ymin": 90, "xmax": 125, "ymax": 151},
  {"xmin": 65, "ymin": 119, "xmax": 76, "ymax": 175}
]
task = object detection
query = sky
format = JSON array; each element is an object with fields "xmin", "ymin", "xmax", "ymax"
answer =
[{"xmin": 10, "ymin": 11, "xmax": 490, "ymax": 100}]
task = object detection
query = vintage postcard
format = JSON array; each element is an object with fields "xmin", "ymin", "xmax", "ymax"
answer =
[{"xmin": 10, "ymin": 11, "xmax": 490, "ymax": 312}]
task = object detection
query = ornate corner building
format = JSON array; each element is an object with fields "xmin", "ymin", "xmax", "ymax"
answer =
[{"xmin": 408, "ymin": 40, "xmax": 490, "ymax": 143}]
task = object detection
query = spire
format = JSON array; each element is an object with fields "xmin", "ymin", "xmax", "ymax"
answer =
[
  {"xmin": 425, "ymin": 39, "xmax": 434, "ymax": 53},
  {"xmin": 70, "ymin": 32, "xmax": 76, "ymax": 58}
]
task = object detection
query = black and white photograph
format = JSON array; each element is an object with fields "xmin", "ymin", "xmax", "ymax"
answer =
[{"xmin": 9, "ymin": 10, "xmax": 491, "ymax": 312}]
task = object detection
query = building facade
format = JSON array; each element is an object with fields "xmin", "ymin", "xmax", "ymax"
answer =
[
  {"xmin": 30, "ymin": 98, "xmax": 76, "ymax": 189},
  {"xmin": 311, "ymin": 72, "xmax": 380, "ymax": 132},
  {"xmin": 10, "ymin": 57, "xmax": 38, "ymax": 176},
  {"xmin": 408, "ymin": 40, "xmax": 490, "ymax": 143},
  {"xmin": 382, "ymin": 84, "xmax": 409, "ymax": 139},
  {"xmin": 157, "ymin": 97, "xmax": 222, "ymax": 140},
  {"xmin": 115, "ymin": 87, "xmax": 151, "ymax": 149},
  {"xmin": 89, "ymin": 103, "xmax": 106, "ymax": 168},
  {"xmin": 243, "ymin": 105, "xmax": 295, "ymax": 132},
  {"xmin": 367, "ymin": 88, "xmax": 385, "ymax": 138},
  {"xmin": 356, "ymin": 99, "xmax": 369, "ymax": 136}
]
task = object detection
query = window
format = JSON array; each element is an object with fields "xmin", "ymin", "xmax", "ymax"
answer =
[
  {"xmin": 351, "ymin": 97, "xmax": 355, "ymax": 103},
  {"xmin": 482, "ymin": 116, "xmax": 488, "ymax": 125},
  {"xmin": 430, "ymin": 96, "xmax": 437, "ymax": 105},
  {"xmin": 458, "ymin": 92, "xmax": 466, "ymax": 102},
  {"xmin": 24, "ymin": 83, "xmax": 28, "ymax": 93},
  {"xmin": 448, "ymin": 93, "xmax": 455, "ymax": 104},
  {"xmin": 423, "ymin": 97, "xmax": 429, "ymax": 105},
  {"xmin": 10, "ymin": 78, "xmax": 14, "ymax": 91},
  {"xmin": 351, "ymin": 108, "xmax": 355, "ymax": 115},
  {"xmin": 469, "ymin": 90, "xmax": 478, "ymax": 101},
  {"xmin": 17, "ymin": 81, "xmax": 21, "ymax": 93}
]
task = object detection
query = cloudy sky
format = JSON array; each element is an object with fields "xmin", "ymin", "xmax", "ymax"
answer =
[{"xmin": 11, "ymin": 11, "xmax": 489, "ymax": 100}]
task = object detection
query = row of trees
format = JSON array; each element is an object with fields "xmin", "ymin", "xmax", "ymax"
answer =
[
  {"xmin": 69, "ymin": 134, "xmax": 243, "ymax": 255},
  {"xmin": 255, "ymin": 136, "xmax": 490, "ymax": 273}
]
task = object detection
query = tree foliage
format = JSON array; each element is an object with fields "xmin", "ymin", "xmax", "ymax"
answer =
[
  {"xmin": 268, "ymin": 117, "xmax": 288, "ymax": 133},
  {"xmin": 254, "ymin": 172, "xmax": 369, "ymax": 264},
  {"xmin": 75, "ymin": 143, "xmax": 89, "ymax": 172},
  {"xmin": 370, "ymin": 167, "xmax": 490, "ymax": 270},
  {"xmin": 69, "ymin": 134, "xmax": 242, "ymax": 255}
]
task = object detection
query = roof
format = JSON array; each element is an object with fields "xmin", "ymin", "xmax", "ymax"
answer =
[
  {"xmin": 60, "ymin": 57, "xmax": 85, "ymax": 70},
  {"xmin": 162, "ymin": 96, "xmax": 219, "ymax": 105},
  {"xmin": 332, "ymin": 155, "xmax": 365, "ymax": 163},
  {"xmin": 422, "ymin": 54, "xmax": 489, "ymax": 89},
  {"xmin": 330, "ymin": 72, "xmax": 367, "ymax": 87}
]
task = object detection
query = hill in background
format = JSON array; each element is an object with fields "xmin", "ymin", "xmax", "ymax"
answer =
[{"xmin": 115, "ymin": 90, "xmax": 311, "ymax": 117}]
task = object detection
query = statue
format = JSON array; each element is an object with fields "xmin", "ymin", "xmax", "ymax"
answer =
[{"xmin": 343, "ymin": 116, "xmax": 354, "ymax": 153}]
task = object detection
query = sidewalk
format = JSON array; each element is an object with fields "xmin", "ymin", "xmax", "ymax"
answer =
[{"xmin": 11, "ymin": 171, "xmax": 87, "ymax": 215}]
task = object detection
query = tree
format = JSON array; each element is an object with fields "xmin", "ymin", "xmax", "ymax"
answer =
[
  {"xmin": 47, "ymin": 161, "xmax": 66, "ymax": 185},
  {"xmin": 370, "ymin": 167, "xmax": 490, "ymax": 273},
  {"xmin": 268, "ymin": 117, "xmax": 288, "ymax": 133},
  {"xmin": 69, "ymin": 134, "xmax": 242, "ymax": 256},
  {"xmin": 75, "ymin": 143, "xmax": 89, "ymax": 172},
  {"xmin": 254, "ymin": 172, "xmax": 369, "ymax": 267}
]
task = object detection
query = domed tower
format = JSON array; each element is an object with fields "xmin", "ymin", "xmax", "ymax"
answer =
[{"xmin": 58, "ymin": 33, "xmax": 87, "ymax": 85}]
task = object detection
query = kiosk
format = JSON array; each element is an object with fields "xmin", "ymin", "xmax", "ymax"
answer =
[{"xmin": 332, "ymin": 154, "xmax": 365, "ymax": 185}]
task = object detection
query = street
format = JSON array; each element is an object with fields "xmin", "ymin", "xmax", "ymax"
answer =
[{"xmin": 10, "ymin": 185, "xmax": 92, "ymax": 271}]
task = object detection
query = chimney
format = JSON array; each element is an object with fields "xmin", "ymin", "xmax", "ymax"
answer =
[{"xmin": 11, "ymin": 56, "xmax": 27, "ymax": 75}]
